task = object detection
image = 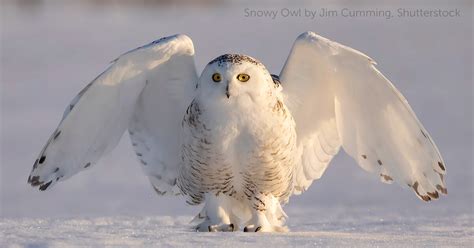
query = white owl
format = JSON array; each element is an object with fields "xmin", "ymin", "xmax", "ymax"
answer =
[{"xmin": 28, "ymin": 32, "xmax": 447, "ymax": 232}]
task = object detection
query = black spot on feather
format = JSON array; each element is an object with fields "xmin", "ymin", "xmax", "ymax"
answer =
[
  {"xmin": 153, "ymin": 186, "xmax": 166, "ymax": 195},
  {"xmin": 271, "ymin": 74, "xmax": 281, "ymax": 86},
  {"xmin": 427, "ymin": 191, "xmax": 439, "ymax": 199},
  {"xmin": 438, "ymin": 161, "xmax": 445, "ymax": 171},
  {"xmin": 39, "ymin": 156, "xmax": 46, "ymax": 164},
  {"xmin": 39, "ymin": 181, "xmax": 52, "ymax": 191},
  {"xmin": 54, "ymin": 130, "xmax": 61, "ymax": 140},
  {"xmin": 421, "ymin": 129, "xmax": 428, "ymax": 138},
  {"xmin": 33, "ymin": 159, "xmax": 39, "ymax": 169},
  {"xmin": 412, "ymin": 181, "xmax": 431, "ymax": 202},
  {"xmin": 28, "ymin": 176, "xmax": 42, "ymax": 186},
  {"xmin": 436, "ymin": 185, "xmax": 448, "ymax": 194},
  {"xmin": 380, "ymin": 174, "xmax": 393, "ymax": 181}
]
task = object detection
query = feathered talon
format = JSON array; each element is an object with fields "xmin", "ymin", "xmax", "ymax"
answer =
[{"xmin": 244, "ymin": 225, "xmax": 263, "ymax": 232}]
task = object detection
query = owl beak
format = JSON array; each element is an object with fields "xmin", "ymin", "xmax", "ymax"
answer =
[{"xmin": 225, "ymin": 84, "xmax": 230, "ymax": 99}]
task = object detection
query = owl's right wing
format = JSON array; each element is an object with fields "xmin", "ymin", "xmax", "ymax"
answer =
[
  {"xmin": 280, "ymin": 32, "xmax": 446, "ymax": 201},
  {"xmin": 28, "ymin": 34, "xmax": 198, "ymax": 195}
]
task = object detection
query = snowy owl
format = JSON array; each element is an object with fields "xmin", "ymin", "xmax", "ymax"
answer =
[{"xmin": 28, "ymin": 32, "xmax": 447, "ymax": 232}]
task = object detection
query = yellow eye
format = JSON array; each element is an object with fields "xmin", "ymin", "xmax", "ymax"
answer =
[
  {"xmin": 237, "ymin": 73, "xmax": 250, "ymax": 82},
  {"xmin": 212, "ymin": 73, "xmax": 222, "ymax": 82}
]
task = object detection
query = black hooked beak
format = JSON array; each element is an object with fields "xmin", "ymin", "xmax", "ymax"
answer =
[{"xmin": 225, "ymin": 84, "xmax": 230, "ymax": 99}]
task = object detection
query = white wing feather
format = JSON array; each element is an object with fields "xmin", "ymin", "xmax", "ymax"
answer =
[
  {"xmin": 281, "ymin": 32, "xmax": 447, "ymax": 201},
  {"xmin": 28, "ymin": 34, "xmax": 197, "ymax": 193},
  {"xmin": 128, "ymin": 38, "xmax": 198, "ymax": 195}
]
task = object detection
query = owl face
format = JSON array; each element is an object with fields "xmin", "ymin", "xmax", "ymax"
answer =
[{"xmin": 197, "ymin": 54, "xmax": 275, "ymax": 106}]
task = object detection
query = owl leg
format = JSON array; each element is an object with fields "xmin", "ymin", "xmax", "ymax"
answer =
[
  {"xmin": 194, "ymin": 194, "xmax": 235, "ymax": 232},
  {"xmin": 243, "ymin": 193, "xmax": 288, "ymax": 232}
]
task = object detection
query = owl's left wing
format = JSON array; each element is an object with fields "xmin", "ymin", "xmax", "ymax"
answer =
[
  {"xmin": 280, "ymin": 32, "xmax": 447, "ymax": 201},
  {"xmin": 27, "ymin": 34, "xmax": 197, "ymax": 193}
]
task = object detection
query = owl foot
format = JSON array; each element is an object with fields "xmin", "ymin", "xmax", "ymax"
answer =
[
  {"xmin": 243, "ymin": 224, "xmax": 287, "ymax": 232},
  {"xmin": 213, "ymin": 223, "xmax": 236, "ymax": 232},
  {"xmin": 243, "ymin": 225, "xmax": 262, "ymax": 232},
  {"xmin": 196, "ymin": 222, "xmax": 236, "ymax": 232},
  {"xmin": 244, "ymin": 199, "xmax": 289, "ymax": 233}
]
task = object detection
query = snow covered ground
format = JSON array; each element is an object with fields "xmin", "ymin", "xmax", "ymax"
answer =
[
  {"xmin": 1, "ymin": 0, "xmax": 473, "ymax": 247},
  {"xmin": 2, "ymin": 208, "xmax": 472, "ymax": 247},
  {"xmin": 0, "ymin": 208, "xmax": 470, "ymax": 247}
]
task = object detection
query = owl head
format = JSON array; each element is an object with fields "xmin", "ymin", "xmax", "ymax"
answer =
[{"xmin": 197, "ymin": 54, "xmax": 280, "ymax": 106}]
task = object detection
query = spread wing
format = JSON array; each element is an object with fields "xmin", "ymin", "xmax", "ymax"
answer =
[
  {"xmin": 28, "ymin": 34, "xmax": 198, "ymax": 195},
  {"xmin": 281, "ymin": 32, "xmax": 447, "ymax": 201}
]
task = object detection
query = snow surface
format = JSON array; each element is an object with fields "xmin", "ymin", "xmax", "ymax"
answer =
[{"xmin": 2, "ymin": 208, "xmax": 472, "ymax": 247}]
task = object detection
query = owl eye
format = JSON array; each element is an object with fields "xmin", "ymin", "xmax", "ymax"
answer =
[
  {"xmin": 212, "ymin": 73, "xmax": 222, "ymax": 83},
  {"xmin": 237, "ymin": 73, "xmax": 250, "ymax": 82}
]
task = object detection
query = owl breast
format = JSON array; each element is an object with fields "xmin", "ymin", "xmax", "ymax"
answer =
[{"xmin": 178, "ymin": 97, "xmax": 297, "ymax": 206}]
